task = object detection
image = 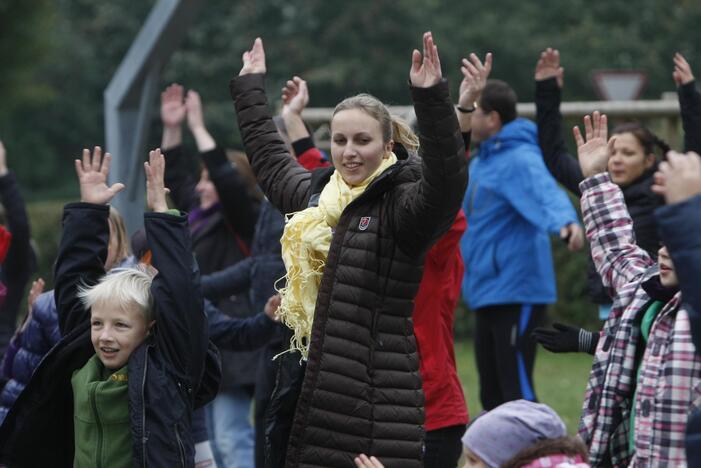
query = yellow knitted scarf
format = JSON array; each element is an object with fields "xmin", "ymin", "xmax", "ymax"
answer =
[{"xmin": 276, "ymin": 153, "xmax": 398, "ymax": 360}]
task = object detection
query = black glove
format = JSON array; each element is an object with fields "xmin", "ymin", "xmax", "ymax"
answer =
[{"xmin": 532, "ymin": 322, "xmax": 598, "ymax": 354}]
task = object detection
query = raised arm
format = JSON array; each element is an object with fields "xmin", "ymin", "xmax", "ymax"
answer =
[
  {"xmin": 161, "ymin": 84, "xmax": 186, "ymax": 151},
  {"xmin": 204, "ymin": 297, "xmax": 278, "ymax": 351},
  {"xmin": 575, "ymin": 113, "xmax": 653, "ymax": 292},
  {"xmin": 393, "ymin": 32, "xmax": 468, "ymax": 256},
  {"xmin": 673, "ymin": 53, "xmax": 701, "ymax": 154},
  {"xmin": 161, "ymin": 84, "xmax": 199, "ymax": 212},
  {"xmin": 144, "ymin": 148, "xmax": 207, "ymax": 384},
  {"xmin": 0, "ymin": 141, "xmax": 34, "ymax": 321},
  {"xmin": 55, "ymin": 147, "xmax": 124, "ymax": 335},
  {"xmin": 534, "ymin": 48, "xmax": 584, "ymax": 195},
  {"xmin": 457, "ymin": 51, "xmax": 492, "ymax": 134},
  {"xmin": 281, "ymin": 76, "xmax": 330, "ymax": 169},
  {"xmin": 230, "ymin": 38, "xmax": 313, "ymax": 215},
  {"xmin": 201, "ymin": 257, "xmax": 254, "ymax": 300},
  {"xmin": 185, "ymin": 90, "xmax": 259, "ymax": 242}
]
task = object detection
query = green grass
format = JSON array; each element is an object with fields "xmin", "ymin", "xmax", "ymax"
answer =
[{"xmin": 454, "ymin": 339, "xmax": 593, "ymax": 433}]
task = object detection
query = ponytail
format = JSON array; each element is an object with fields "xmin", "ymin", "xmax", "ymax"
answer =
[{"xmin": 390, "ymin": 116, "xmax": 419, "ymax": 151}]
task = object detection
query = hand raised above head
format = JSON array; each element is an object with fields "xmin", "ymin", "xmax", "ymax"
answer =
[
  {"xmin": 409, "ymin": 32, "xmax": 442, "ymax": 88},
  {"xmin": 573, "ymin": 111, "xmax": 610, "ymax": 178},
  {"xmin": 75, "ymin": 146, "xmax": 125, "ymax": 205},
  {"xmin": 535, "ymin": 47, "xmax": 564, "ymax": 88},
  {"xmin": 459, "ymin": 52, "xmax": 492, "ymax": 109},
  {"xmin": 239, "ymin": 37, "xmax": 266, "ymax": 76},
  {"xmin": 652, "ymin": 151, "xmax": 701, "ymax": 204},
  {"xmin": 185, "ymin": 89, "xmax": 205, "ymax": 131},
  {"xmin": 281, "ymin": 76, "xmax": 309, "ymax": 117},
  {"xmin": 27, "ymin": 278, "xmax": 45, "ymax": 314},
  {"xmin": 673, "ymin": 52, "xmax": 695, "ymax": 87},
  {"xmin": 161, "ymin": 83, "xmax": 186, "ymax": 128},
  {"xmin": 144, "ymin": 148, "xmax": 169, "ymax": 213}
]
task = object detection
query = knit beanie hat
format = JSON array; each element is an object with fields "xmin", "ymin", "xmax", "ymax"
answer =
[{"xmin": 461, "ymin": 400, "xmax": 567, "ymax": 468}]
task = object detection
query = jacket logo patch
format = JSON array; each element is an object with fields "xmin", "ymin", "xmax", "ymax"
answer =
[{"xmin": 358, "ymin": 217, "xmax": 371, "ymax": 231}]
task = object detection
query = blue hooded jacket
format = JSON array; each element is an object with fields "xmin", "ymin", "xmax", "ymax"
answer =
[{"xmin": 461, "ymin": 118, "xmax": 578, "ymax": 309}]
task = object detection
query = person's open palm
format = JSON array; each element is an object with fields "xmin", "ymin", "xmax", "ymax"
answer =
[
  {"xmin": 161, "ymin": 84, "xmax": 186, "ymax": 128},
  {"xmin": 535, "ymin": 48, "xmax": 564, "ymax": 88},
  {"xmin": 282, "ymin": 76, "xmax": 309, "ymax": 116},
  {"xmin": 673, "ymin": 52, "xmax": 695, "ymax": 87},
  {"xmin": 75, "ymin": 146, "xmax": 124, "ymax": 204},
  {"xmin": 144, "ymin": 148, "xmax": 169, "ymax": 213},
  {"xmin": 410, "ymin": 32, "xmax": 442, "ymax": 88},
  {"xmin": 573, "ymin": 111, "xmax": 610, "ymax": 178},
  {"xmin": 459, "ymin": 52, "xmax": 492, "ymax": 108}
]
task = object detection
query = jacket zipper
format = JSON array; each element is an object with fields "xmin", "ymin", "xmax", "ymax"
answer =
[
  {"xmin": 174, "ymin": 423, "xmax": 186, "ymax": 467},
  {"xmin": 141, "ymin": 346, "xmax": 150, "ymax": 468},
  {"xmin": 90, "ymin": 384, "xmax": 103, "ymax": 468}
]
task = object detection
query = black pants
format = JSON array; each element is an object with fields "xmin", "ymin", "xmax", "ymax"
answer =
[
  {"xmin": 423, "ymin": 424, "xmax": 466, "ymax": 468},
  {"xmin": 474, "ymin": 304, "xmax": 545, "ymax": 411}
]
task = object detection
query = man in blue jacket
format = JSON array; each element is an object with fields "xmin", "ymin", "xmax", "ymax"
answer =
[{"xmin": 458, "ymin": 73, "xmax": 583, "ymax": 410}]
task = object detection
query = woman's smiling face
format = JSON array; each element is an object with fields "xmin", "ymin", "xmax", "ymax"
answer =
[{"xmin": 330, "ymin": 109, "xmax": 392, "ymax": 187}]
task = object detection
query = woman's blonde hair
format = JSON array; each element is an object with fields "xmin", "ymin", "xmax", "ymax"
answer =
[
  {"xmin": 78, "ymin": 264, "xmax": 156, "ymax": 322},
  {"xmin": 333, "ymin": 94, "xmax": 419, "ymax": 151},
  {"xmin": 108, "ymin": 207, "xmax": 131, "ymax": 265}
]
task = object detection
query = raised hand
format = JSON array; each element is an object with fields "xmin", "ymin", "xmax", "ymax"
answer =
[
  {"xmin": 264, "ymin": 294, "xmax": 281, "ymax": 321},
  {"xmin": 185, "ymin": 90, "xmax": 205, "ymax": 131},
  {"xmin": 535, "ymin": 47, "xmax": 564, "ymax": 88},
  {"xmin": 0, "ymin": 140, "xmax": 7, "ymax": 176},
  {"xmin": 573, "ymin": 111, "xmax": 610, "ymax": 178},
  {"xmin": 410, "ymin": 32, "xmax": 442, "ymax": 88},
  {"xmin": 144, "ymin": 148, "xmax": 169, "ymax": 213},
  {"xmin": 160, "ymin": 84, "xmax": 186, "ymax": 128},
  {"xmin": 20, "ymin": 278, "xmax": 45, "ymax": 332},
  {"xmin": 459, "ymin": 52, "xmax": 492, "ymax": 109},
  {"xmin": 27, "ymin": 278, "xmax": 45, "ymax": 315},
  {"xmin": 673, "ymin": 52, "xmax": 695, "ymax": 87},
  {"xmin": 239, "ymin": 37, "xmax": 266, "ymax": 76},
  {"xmin": 652, "ymin": 151, "xmax": 701, "ymax": 204},
  {"xmin": 75, "ymin": 146, "xmax": 125, "ymax": 204},
  {"xmin": 354, "ymin": 454, "xmax": 384, "ymax": 468},
  {"xmin": 281, "ymin": 76, "xmax": 309, "ymax": 117}
]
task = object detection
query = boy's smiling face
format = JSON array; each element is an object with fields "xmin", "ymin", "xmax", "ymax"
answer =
[{"xmin": 90, "ymin": 300, "xmax": 153, "ymax": 370}]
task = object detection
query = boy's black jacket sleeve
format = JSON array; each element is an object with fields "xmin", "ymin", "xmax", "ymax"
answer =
[
  {"xmin": 146, "ymin": 211, "xmax": 208, "ymax": 386},
  {"xmin": 54, "ymin": 202, "xmax": 109, "ymax": 337}
]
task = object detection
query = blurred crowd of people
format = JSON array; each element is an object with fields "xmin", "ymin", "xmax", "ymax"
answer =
[{"xmin": 0, "ymin": 32, "xmax": 699, "ymax": 468}]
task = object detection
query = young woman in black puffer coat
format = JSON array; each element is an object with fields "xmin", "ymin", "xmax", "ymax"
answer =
[{"xmin": 230, "ymin": 32, "xmax": 467, "ymax": 468}]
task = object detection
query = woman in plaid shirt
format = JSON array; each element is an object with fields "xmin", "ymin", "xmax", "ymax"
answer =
[{"xmin": 574, "ymin": 112, "xmax": 701, "ymax": 466}]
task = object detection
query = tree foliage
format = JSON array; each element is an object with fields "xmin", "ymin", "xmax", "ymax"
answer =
[{"xmin": 3, "ymin": 0, "xmax": 701, "ymax": 326}]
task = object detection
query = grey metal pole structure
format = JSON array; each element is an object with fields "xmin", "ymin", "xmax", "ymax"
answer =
[{"xmin": 105, "ymin": 0, "xmax": 204, "ymax": 234}]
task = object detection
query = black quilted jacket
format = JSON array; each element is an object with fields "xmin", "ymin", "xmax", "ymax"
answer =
[{"xmin": 230, "ymin": 73, "xmax": 467, "ymax": 468}]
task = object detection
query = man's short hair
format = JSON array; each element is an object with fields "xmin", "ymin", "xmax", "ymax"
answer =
[
  {"xmin": 78, "ymin": 265, "xmax": 155, "ymax": 322},
  {"xmin": 479, "ymin": 79, "xmax": 518, "ymax": 125}
]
